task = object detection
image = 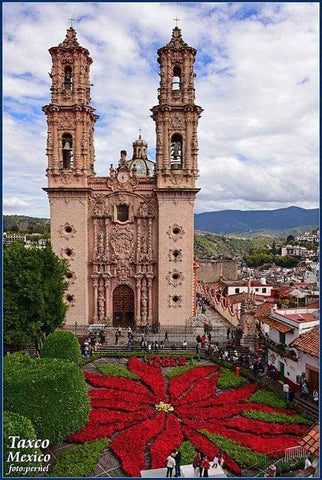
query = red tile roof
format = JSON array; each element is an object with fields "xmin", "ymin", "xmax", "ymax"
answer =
[
  {"xmin": 283, "ymin": 313, "xmax": 317, "ymax": 323},
  {"xmin": 299, "ymin": 424, "xmax": 319, "ymax": 455},
  {"xmin": 260, "ymin": 316, "xmax": 294, "ymax": 333},
  {"xmin": 290, "ymin": 326, "xmax": 319, "ymax": 357}
]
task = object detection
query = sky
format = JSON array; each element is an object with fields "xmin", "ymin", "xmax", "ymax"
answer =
[{"xmin": 3, "ymin": 2, "xmax": 319, "ymax": 217}]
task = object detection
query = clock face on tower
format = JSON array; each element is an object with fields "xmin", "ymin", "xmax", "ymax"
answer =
[{"xmin": 117, "ymin": 172, "xmax": 129, "ymax": 184}]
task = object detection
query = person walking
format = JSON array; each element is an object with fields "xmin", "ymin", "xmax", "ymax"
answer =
[
  {"xmin": 193, "ymin": 451, "xmax": 202, "ymax": 477},
  {"xmin": 174, "ymin": 449, "xmax": 181, "ymax": 477},
  {"xmin": 166, "ymin": 451, "xmax": 176, "ymax": 477},
  {"xmin": 212, "ymin": 454, "xmax": 219, "ymax": 468},
  {"xmin": 165, "ymin": 330, "xmax": 169, "ymax": 343},
  {"xmin": 115, "ymin": 330, "xmax": 119, "ymax": 345},
  {"xmin": 313, "ymin": 389, "xmax": 319, "ymax": 404},
  {"xmin": 201, "ymin": 455, "xmax": 210, "ymax": 477},
  {"xmin": 283, "ymin": 382, "xmax": 290, "ymax": 401}
]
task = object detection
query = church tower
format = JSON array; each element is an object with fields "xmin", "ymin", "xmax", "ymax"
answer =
[
  {"xmin": 43, "ymin": 27, "xmax": 98, "ymax": 325},
  {"xmin": 152, "ymin": 26, "xmax": 203, "ymax": 324}
]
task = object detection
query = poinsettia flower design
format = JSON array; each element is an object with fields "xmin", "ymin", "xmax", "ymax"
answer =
[{"xmin": 68, "ymin": 358, "xmax": 307, "ymax": 477}]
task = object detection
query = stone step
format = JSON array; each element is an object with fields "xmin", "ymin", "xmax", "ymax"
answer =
[{"xmin": 294, "ymin": 396, "xmax": 319, "ymax": 419}]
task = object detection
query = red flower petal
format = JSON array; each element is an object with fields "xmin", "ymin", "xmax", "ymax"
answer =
[
  {"xmin": 169, "ymin": 366, "xmax": 219, "ymax": 400},
  {"xmin": 174, "ymin": 373, "xmax": 219, "ymax": 406},
  {"xmin": 210, "ymin": 382, "xmax": 258, "ymax": 406},
  {"xmin": 182, "ymin": 426, "xmax": 241, "ymax": 476},
  {"xmin": 150, "ymin": 414, "xmax": 183, "ymax": 469},
  {"xmin": 214, "ymin": 426, "xmax": 300, "ymax": 456},
  {"xmin": 90, "ymin": 408, "xmax": 155, "ymax": 426},
  {"xmin": 110, "ymin": 412, "xmax": 165, "ymax": 477},
  {"xmin": 84, "ymin": 371, "xmax": 156, "ymax": 399},
  {"xmin": 128, "ymin": 357, "xmax": 167, "ymax": 400},
  {"xmin": 89, "ymin": 388, "xmax": 154, "ymax": 411},
  {"xmin": 225, "ymin": 417, "xmax": 309, "ymax": 436}
]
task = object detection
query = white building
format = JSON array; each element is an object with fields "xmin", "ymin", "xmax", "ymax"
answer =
[{"xmin": 260, "ymin": 307, "xmax": 319, "ymax": 392}]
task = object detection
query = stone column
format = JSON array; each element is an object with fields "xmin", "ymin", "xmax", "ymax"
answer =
[
  {"xmin": 136, "ymin": 278, "xmax": 142, "ymax": 325},
  {"xmin": 104, "ymin": 276, "xmax": 110, "ymax": 325},
  {"xmin": 147, "ymin": 278, "xmax": 153, "ymax": 322},
  {"xmin": 93, "ymin": 278, "xmax": 98, "ymax": 322}
]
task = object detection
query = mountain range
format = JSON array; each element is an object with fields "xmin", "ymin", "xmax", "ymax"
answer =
[{"xmin": 194, "ymin": 206, "xmax": 319, "ymax": 235}]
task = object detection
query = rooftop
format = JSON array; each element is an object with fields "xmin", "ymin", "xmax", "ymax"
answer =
[{"xmin": 290, "ymin": 325, "xmax": 319, "ymax": 357}]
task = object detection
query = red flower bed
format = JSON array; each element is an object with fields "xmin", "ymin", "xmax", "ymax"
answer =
[
  {"xmin": 146, "ymin": 356, "xmax": 187, "ymax": 367},
  {"xmin": 69, "ymin": 359, "xmax": 306, "ymax": 476},
  {"xmin": 225, "ymin": 417, "xmax": 308, "ymax": 436},
  {"xmin": 169, "ymin": 365, "xmax": 218, "ymax": 399},
  {"xmin": 150, "ymin": 414, "xmax": 183, "ymax": 469}
]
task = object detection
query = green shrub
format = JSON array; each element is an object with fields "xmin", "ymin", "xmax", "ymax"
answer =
[
  {"xmin": 167, "ymin": 363, "xmax": 198, "ymax": 379},
  {"xmin": 178, "ymin": 441, "xmax": 196, "ymax": 465},
  {"xmin": 48, "ymin": 439, "xmax": 108, "ymax": 477},
  {"xmin": 3, "ymin": 411, "xmax": 42, "ymax": 477},
  {"xmin": 275, "ymin": 457, "xmax": 305, "ymax": 475},
  {"xmin": 96, "ymin": 363, "xmax": 139, "ymax": 379},
  {"xmin": 242, "ymin": 410, "xmax": 313, "ymax": 425},
  {"xmin": 217, "ymin": 368, "xmax": 246, "ymax": 390},
  {"xmin": 41, "ymin": 331, "xmax": 82, "ymax": 365},
  {"xmin": 201, "ymin": 430, "xmax": 267, "ymax": 468},
  {"xmin": 4, "ymin": 353, "xmax": 90, "ymax": 444},
  {"xmin": 247, "ymin": 389, "xmax": 288, "ymax": 408}
]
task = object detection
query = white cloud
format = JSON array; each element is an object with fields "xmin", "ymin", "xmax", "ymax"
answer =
[{"xmin": 3, "ymin": 2, "xmax": 319, "ymax": 217}]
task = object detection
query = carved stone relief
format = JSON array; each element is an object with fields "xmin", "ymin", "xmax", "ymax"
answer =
[
  {"xmin": 59, "ymin": 222, "xmax": 76, "ymax": 240},
  {"xmin": 110, "ymin": 225, "xmax": 135, "ymax": 260},
  {"xmin": 166, "ymin": 269, "xmax": 185, "ymax": 287},
  {"xmin": 167, "ymin": 224, "xmax": 185, "ymax": 241}
]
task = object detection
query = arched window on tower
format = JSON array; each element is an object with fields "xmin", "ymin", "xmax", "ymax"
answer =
[
  {"xmin": 64, "ymin": 66, "xmax": 73, "ymax": 91},
  {"xmin": 62, "ymin": 133, "xmax": 73, "ymax": 169},
  {"xmin": 172, "ymin": 66, "xmax": 181, "ymax": 91},
  {"xmin": 170, "ymin": 133, "xmax": 183, "ymax": 169}
]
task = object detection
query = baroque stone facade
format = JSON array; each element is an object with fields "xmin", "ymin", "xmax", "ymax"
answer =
[{"xmin": 43, "ymin": 26, "xmax": 202, "ymax": 327}]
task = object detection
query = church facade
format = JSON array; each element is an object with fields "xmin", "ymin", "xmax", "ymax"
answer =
[{"xmin": 43, "ymin": 26, "xmax": 203, "ymax": 328}]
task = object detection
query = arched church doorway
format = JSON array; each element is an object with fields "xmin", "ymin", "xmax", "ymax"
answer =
[{"xmin": 113, "ymin": 285, "xmax": 135, "ymax": 327}]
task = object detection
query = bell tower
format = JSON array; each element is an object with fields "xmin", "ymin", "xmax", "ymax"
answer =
[
  {"xmin": 43, "ymin": 26, "xmax": 98, "ymax": 326},
  {"xmin": 152, "ymin": 26, "xmax": 203, "ymax": 325},
  {"xmin": 43, "ymin": 26, "xmax": 98, "ymax": 188}
]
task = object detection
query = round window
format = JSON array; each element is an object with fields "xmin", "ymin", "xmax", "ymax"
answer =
[
  {"xmin": 66, "ymin": 271, "xmax": 73, "ymax": 279},
  {"xmin": 66, "ymin": 294, "xmax": 74, "ymax": 302},
  {"xmin": 172, "ymin": 227, "xmax": 181, "ymax": 235},
  {"xmin": 172, "ymin": 295, "xmax": 179, "ymax": 303},
  {"xmin": 65, "ymin": 225, "xmax": 73, "ymax": 234},
  {"xmin": 172, "ymin": 273, "xmax": 179, "ymax": 280},
  {"xmin": 65, "ymin": 248, "xmax": 73, "ymax": 257}
]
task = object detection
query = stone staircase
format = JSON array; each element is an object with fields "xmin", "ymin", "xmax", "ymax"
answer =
[{"xmin": 294, "ymin": 394, "xmax": 319, "ymax": 420}]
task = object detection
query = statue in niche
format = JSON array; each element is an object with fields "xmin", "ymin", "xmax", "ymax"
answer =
[
  {"xmin": 98, "ymin": 232, "xmax": 105, "ymax": 254},
  {"xmin": 141, "ymin": 293, "xmax": 147, "ymax": 322},
  {"xmin": 141, "ymin": 236, "xmax": 148, "ymax": 256},
  {"xmin": 139, "ymin": 203, "xmax": 148, "ymax": 217}
]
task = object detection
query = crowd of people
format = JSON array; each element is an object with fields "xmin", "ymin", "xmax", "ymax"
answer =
[
  {"xmin": 164, "ymin": 449, "xmax": 225, "ymax": 478},
  {"xmin": 80, "ymin": 331, "xmax": 105, "ymax": 358}
]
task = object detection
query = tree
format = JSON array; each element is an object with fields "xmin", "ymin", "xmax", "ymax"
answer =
[
  {"xmin": 286, "ymin": 235, "xmax": 295, "ymax": 245},
  {"xmin": 4, "ymin": 242, "xmax": 69, "ymax": 352}
]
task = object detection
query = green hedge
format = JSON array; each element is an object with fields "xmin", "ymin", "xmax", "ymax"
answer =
[
  {"xmin": 275, "ymin": 457, "xmax": 305, "ymax": 475},
  {"xmin": 247, "ymin": 389, "xmax": 288, "ymax": 408},
  {"xmin": 178, "ymin": 441, "xmax": 196, "ymax": 465},
  {"xmin": 48, "ymin": 439, "xmax": 108, "ymax": 477},
  {"xmin": 4, "ymin": 353, "xmax": 90, "ymax": 444},
  {"xmin": 96, "ymin": 363, "xmax": 139, "ymax": 379},
  {"xmin": 217, "ymin": 368, "xmax": 246, "ymax": 390},
  {"xmin": 3, "ymin": 411, "xmax": 42, "ymax": 477},
  {"xmin": 41, "ymin": 331, "xmax": 82, "ymax": 365},
  {"xmin": 201, "ymin": 430, "xmax": 267, "ymax": 469},
  {"xmin": 243, "ymin": 410, "xmax": 313, "ymax": 425}
]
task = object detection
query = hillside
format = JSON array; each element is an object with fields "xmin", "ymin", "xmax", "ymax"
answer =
[
  {"xmin": 3, "ymin": 215, "xmax": 50, "ymax": 235},
  {"xmin": 194, "ymin": 231, "xmax": 276, "ymax": 260},
  {"xmin": 194, "ymin": 206, "xmax": 319, "ymax": 235}
]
